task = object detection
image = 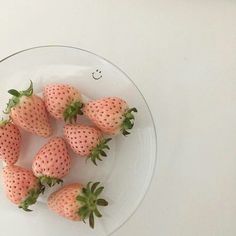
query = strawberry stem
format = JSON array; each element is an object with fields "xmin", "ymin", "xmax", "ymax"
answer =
[
  {"xmin": 76, "ymin": 182, "xmax": 108, "ymax": 229},
  {"xmin": 18, "ymin": 184, "xmax": 45, "ymax": 212},
  {"xmin": 63, "ymin": 100, "xmax": 84, "ymax": 123},
  {"xmin": 39, "ymin": 176, "xmax": 63, "ymax": 187},
  {"xmin": 121, "ymin": 107, "xmax": 138, "ymax": 136},
  {"xmin": 87, "ymin": 138, "xmax": 112, "ymax": 166},
  {"xmin": 4, "ymin": 81, "xmax": 33, "ymax": 114}
]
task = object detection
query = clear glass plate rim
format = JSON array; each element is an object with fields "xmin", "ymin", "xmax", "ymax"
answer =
[{"xmin": 0, "ymin": 45, "xmax": 158, "ymax": 236}]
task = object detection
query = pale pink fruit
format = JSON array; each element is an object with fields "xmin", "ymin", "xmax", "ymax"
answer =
[
  {"xmin": 48, "ymin": 183, "xmax": 82, "ymax": 221},
  {"xmin": 4, "ymin": 81, "xmax": 52, "ymax": 137},
  {"xmin": 64, "ymin": 124, "xmax": 111, "ymax": 165},
  {"xmin": 32, "ymin": 137, "xmax": 71, "ymax": 187},
  {"xmin": 83, "ymin": 97, "xmax": 137, "ymax": 136},
  {"xmin": 2, "ymin": 165, "xmax": 44, "ymax": 211},
  {"xmin": 48, "ymin": 182, "xmax": 108, "ymax": 229},
  {"xmin": 0, "ymin": 120, "xmax": 21, "ymax": 165},
  {"xmin": 44, "ymin": 84, "xmax": 83, "ymax": 122}
]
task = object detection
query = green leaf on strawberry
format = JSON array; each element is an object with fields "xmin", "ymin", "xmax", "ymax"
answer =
[
  {"xmin": 87, "ymin": 138, "xmax": 112, "ymax": 166},
  {"xmin": 39, "ymin": 176, "xmax": 63, "ymax": 187},
  {"xmin": 0, "ymin": 118, "xmax": 9, "ymax": 127},
  {"xmin": 18, "ymin": 184, "xmax": 45, "ymax": 212},
  {"xmin": 4, "ymin": 80, "xmax": 33, "ymax": 114},
  {"xmin": 121, "ymin": 107, "xmax": 138, "ymax": 136},
  {"xmin": 63, "ymin": 101, "xmax": 84, "ymax": 123},
  {"xmin": 76, "ymin": 182, "xmax": 108, "ymax": 229}
]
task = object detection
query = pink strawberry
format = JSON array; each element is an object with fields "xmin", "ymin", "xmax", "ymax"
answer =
[
  {"xmin": 32, "ymin": 137, "xmax": 71, "ymax": 187},
  {"xmin": 2, "ymin": 165, "xmax": 44, "ymax": 211},
  {"xmin": 4, "ymin": 81, "xmax": 52, "ymax": 137},
  {"xmin": 44, "ymin": 84, "xmax": 83, "ymax": 123},
  {"xmin": 64, "ymin": 124, "xmax": 111, "ymax": 165},
  {"xmin": 0, "ymin": 120, "xmax": 21, "ymax": 165},
  {"xmin": 48, "ymin": 182, "xmax": 108, "ymax": 229},
  {"xmin": 83, "ymin": 97, "xmax": 137, "ymax": 136}
]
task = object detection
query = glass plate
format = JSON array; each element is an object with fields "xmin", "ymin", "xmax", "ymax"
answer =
[{"xmin": 0, "ymin": 45, "xmax": 157, "ymax": 236}]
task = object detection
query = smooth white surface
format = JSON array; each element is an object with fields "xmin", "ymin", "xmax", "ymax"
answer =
[{"xmin": 0, "ymin": 1, "xmax": 236, "ymax": 235}]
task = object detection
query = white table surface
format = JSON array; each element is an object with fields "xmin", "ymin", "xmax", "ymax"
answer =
[{"xmin": 0, "ymin": 1, "xmax": 236, "ymax": 235}]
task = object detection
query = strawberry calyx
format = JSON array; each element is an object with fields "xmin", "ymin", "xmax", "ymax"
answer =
[
  {"xmin": 0, "ymin": 118, "xmax": 10, "ymax": 127},
  {"xmin": 88, "ymin": 138, "xmax": 112, "ymax": 166},
  {"xmin": 76, "ymin": 182, "xmax": 108, "ymax": 229},
  {"xmin": 63, "ymin": 100, "xmax": 84, "ymax": 123},
  {"xmin": 121, "ymin": 107, "xmax": 138, "ymax": 136},
  {"xmin": 4, "ymin": 80, "xmax": 33, "ymax": 114},
  {"xmin": 18, "ymin": 184, "xmax": 45, "ymax": 212},
  {"xmin": 39, "ymin": 176, "xmax": 63, "ymax": 187}
]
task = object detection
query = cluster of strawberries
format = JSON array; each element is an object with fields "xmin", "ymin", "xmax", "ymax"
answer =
[{"xmin": 0, "ymin": 81, "xmax": 137, "ymax": 229}]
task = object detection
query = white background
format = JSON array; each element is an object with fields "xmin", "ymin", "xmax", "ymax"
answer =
[{"xmin": 0, "ymin": 1, "xmax": 236, "ymax": 235}]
